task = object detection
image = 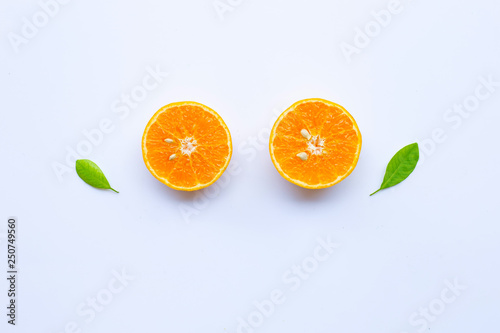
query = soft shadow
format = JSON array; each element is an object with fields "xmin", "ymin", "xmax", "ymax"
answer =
[
  {"xmin": 154, "ymin": 179, "xmax": 198, "ymax": 201},
  {"xmin": 279, "ymin": 178, "xmax": 342, "ymax": 202},
  {"xmin": 145, "ymin": 167, "xmax": 234, "ymax": 203}
]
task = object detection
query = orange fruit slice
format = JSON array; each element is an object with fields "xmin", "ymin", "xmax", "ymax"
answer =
[
  {"xmin": 142, "ymin": 101, "xmax": 232, "ymax": 191},
  {"xmin": 269, "ymin": 98, "xmax": 362, "ymax": 189}
]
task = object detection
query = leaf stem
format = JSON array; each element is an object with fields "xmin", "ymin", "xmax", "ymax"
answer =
[
  {"xmin": 110, "ymin": 188, "xmax": 119, "ymax": 193},
  {"xmin": 370, "ymin": 189, "xmax": 381, "ymax": 196}
]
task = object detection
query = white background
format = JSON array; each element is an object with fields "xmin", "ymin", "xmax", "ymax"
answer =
[{"xmin": 1, "ymin": 0, "xmax": 500, "ymax": 332}]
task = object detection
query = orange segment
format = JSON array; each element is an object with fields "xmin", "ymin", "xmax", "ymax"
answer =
[
  {"xmin": 269, "ymin": 98, "xmax": 362, "ymax": 189},
  {"xmin": 142, "ymin": 101, "xmax": 232, "ymax": 191}
]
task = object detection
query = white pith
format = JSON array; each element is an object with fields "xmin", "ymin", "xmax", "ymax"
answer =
[
  {"xmin": 306, "ymin": 135, "xmax": 325, "ymax": 156},
  {"xmin": 180, "ymin": 137, "xmax": 197, "ymax": 155}
]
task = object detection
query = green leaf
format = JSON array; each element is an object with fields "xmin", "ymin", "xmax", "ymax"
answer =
[
  {"xmin": 75, "ymin": 159, "xmax": 119, "ymax": 193},
  {"xmin": 370, "ymin": 143, "xmax": 419, "ymax": 196}
]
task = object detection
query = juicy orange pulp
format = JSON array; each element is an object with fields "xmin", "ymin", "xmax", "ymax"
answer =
[
  {"xmin": 142, "ymin": 102, "xmax": 232, "ymax": 191},
  {"xmin": 269, "ymin": 98, "xmax": 362, "ymax": 189}
]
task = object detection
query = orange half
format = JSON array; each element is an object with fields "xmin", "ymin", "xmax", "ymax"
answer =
[
  {"xmin": 142, "ymin": 101, "xmax": 232, "ymax": 191},
  {"xmin": 269, "ymin": 98, "xmax": 362, "ymax": 189}
]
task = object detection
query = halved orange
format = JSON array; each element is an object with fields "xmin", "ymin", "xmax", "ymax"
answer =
[
  {"xmin": 142, "ymin": 101, "xmax": 232, "ymax": 191},
  {"xmin": 269, "ymin": 98, "xmax": 362, "ymax": 189}
]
